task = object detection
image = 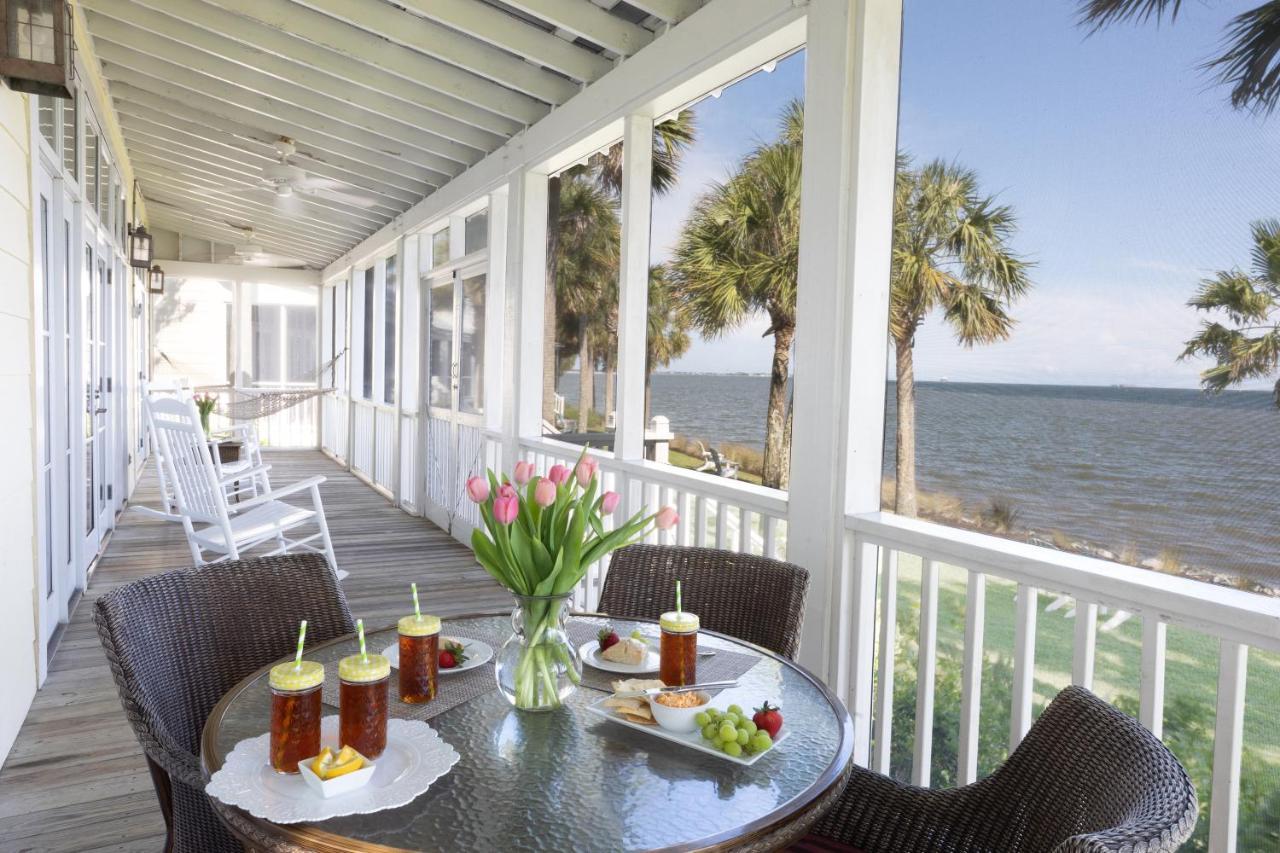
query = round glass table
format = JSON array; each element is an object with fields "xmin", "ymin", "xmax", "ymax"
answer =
[{"xmin": 202, "ymin": 612, "xmax": 853, "ymax": 852}]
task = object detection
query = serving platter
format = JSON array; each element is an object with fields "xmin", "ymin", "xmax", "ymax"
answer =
[
  {"xmin": 585, "ymin": 694, "xmax": 788, "ymax": 766},
  {"xmin": 380, "ymin": 636, "xmax": 493, "ymax": 674}
]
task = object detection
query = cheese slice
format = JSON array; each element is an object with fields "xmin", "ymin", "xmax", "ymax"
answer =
[{"xmin": 601, "ymin": 637, "xmax": 646, "ymax": 665}]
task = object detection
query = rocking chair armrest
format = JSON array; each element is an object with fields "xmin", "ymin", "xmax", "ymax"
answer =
[
  {"xmin": 131, "ymin": 505, "xmax": 186, "ymax": 523},
  {"xmin": 233, "ymin": 475, "xmax": 327, "ymax": 511},
  {"xmin": 217, "ymin": 463, "xmax": 271, "ymax": 485}
]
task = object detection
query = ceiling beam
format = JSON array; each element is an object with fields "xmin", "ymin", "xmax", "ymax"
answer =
[
  {"xmin": 202, "ymin": 0, "xmax": 549, "ymax": 126},
  {"xmin": 94, "ymin": 42, "xmax": 458, "ymax": 183},
  {"xmin": 625, "ymin": 0, "xmax": 703, "ymax": 23},
  {"xmin": 109, "ymin": 85, "xmax": 436, "ymax": 200},
  {"xmin": 295, "ymin": 0, "xmax": 578, "ymax": 103},
  {"xmin": 146, "ymin": 209, "xmax": 331, "ymax": 267},
  {"xmin": 393, "ymin": 0, "xmax": 613, "ymax": 81},
  {"xmin": 501, "ymin": 0, "xmax": 653, "ymax": 55},
  {"xmin": 145, "ymin": 196, "xmax": 336, "ymax": 259},
  {"xmin": 115, "ymin": 108, "xmax": 419, "ymax": 210},
  {"xmin": 83, "ymin": 4, "xmax": 486, "ymax": 168}
]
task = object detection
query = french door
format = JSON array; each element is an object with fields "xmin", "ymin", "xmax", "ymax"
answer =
[
  {"xmin": 421, "ymin": 265, "xmax": 487, "ymax": 534},
  {"xmin": 80, "ymin": 236, "xmax": 117, "ymax": 559}
]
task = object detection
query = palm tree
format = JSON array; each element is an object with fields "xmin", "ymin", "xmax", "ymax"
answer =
[
  {"xmin": 891, "ymin": 156, "xmax": 1032, "ymax": 516},
  {"xmin": 1078, "ymin": 0, "xmax": 1280, "ymax": 114},
  {"xmin": 596, "ymin": 113, "xmax": 698, "ymax": 196},
  {"xmin": 673, "ymin": 101, "xmax": 802, "ymax": 490},
  {"xmin": 645, "ymin": 265, "xmax": 693, "ymax": 422},
  {"xmin": 553, "ymin": 173, "xmax": 620, "ymax": 431},
  {"xmin": 1180, "ymin": 219, "xmax": 1280, "ymax": 405}
]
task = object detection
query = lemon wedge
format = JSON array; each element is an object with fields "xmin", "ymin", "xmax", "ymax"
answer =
[
  {"xmin": 310, "ymin": 747, "xmax": 334, "ymax": 777},
  {"xmin": 325, "ymin": 745, "xmax": 364, "ymax": 779}
]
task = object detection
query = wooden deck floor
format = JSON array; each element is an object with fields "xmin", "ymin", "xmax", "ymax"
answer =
[{"xmin": 0, "ymin": 451, "xmax": 501, "ymax": 852}]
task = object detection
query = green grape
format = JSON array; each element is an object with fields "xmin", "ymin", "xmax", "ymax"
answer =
[
  {"xmin": 750, "ymin": 732, "xmax": 772, "ymax": 753},
  {"xmin": 736, "ymin": 729, "xmax": 750, "ymax": 745},
  {"xmin": 702, "ymin": 723, "xmax": 718, "ymax": 741},
  {"xmin": 694, "ymin": 712, "xmax": 710, "ymax": 727},
  {"xmin": 741, "ymin": 720, "xmax": 758, "ymax": 736},
  {"xmin": 725, "ymin": 712, "xmax": 740, "ymax": 726},
  {"xmin": 706, "ymin": 708, "xmax": 721, "ymax": 721},
  {"xmin": 724, "ymin": 741, "xmax": 743, "ymax": 757},
  {"xmin": 727, "ymin": 704, "xmax": 743, "ymax": 716},
  {"xmin": 718, "ymin": 722, "xmax": 737, "ymax": 742}
]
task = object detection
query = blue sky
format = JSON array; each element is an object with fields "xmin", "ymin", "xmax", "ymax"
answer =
[{"xmin": 653, "ymin": 1, "xmax": 1280, "ymax": 388}]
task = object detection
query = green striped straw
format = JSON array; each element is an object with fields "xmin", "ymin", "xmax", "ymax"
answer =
[
  {"xmin": 294, "ymin": 620, "xmax": 307, "ymax": 670},
  {"xmin": 676, "ymin": 580, "xmax": 682, "ymax": 614},
  {"xmin": 411, "ymin": 582, "xmax": 421, "ymax": 618},
  {"xmin": 356, "ymin": 618, "xmax": 367, "ymax": 662}
]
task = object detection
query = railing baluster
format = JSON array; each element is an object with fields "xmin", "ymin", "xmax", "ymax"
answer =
[
  {"xmin": 846, "ymin": 534, "xmax": 879, "ymax": 767},
  {"xmin": 694, "ymin": 494, "xmax": 708, "ymax": 548},
  {"xmin": 958, "ymin": 570, "xmax": 985, "ymax": 785},
  {"xmin": 1210, "ymin": 640, "xmax": 1248, "ymax": 853},
  {"xmin": 912, "ymin": 558, "xmax": 939, "ymax": 786},
  {"xmin": 1072, "ymin": 600, "xmax": 1097, "ymax": 690},
  {"xmin": 644, "ymin": 482, "xmax": 660, "ymax": 545},
  {"xmin": 1139, "ymin": 615, "xmax": 1166, "ymax": 738},
  {"xmin": 714, "ymin": 501, "xmax": 728, "ymax": 550},
  {"xmin": 872, "ymin": 548, "xmax": 898, "ymax": 774},
  {"xmin": 1010, "ymin": 583, "xmax": 1038, "ymax": 750},
  {"xmin": 763, "ymin": 516, "xmax": 778, "ymax": 559},
  {"xmin": 739, "ymin": 509, "xmax": 753, "ymax": 554}
]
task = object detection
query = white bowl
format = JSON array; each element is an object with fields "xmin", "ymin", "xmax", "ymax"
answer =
[
  {"xmin": 297, "ymin": 751, "xmax": 377, "ymax": 798},
  {"xmin": 646, "ymin": 691, "xmax": 711, "ymax": 733}
]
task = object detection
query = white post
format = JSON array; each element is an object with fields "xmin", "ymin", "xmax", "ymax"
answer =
[
  {"xmin": 514, "ymin": 171, "xmax": 548, "ymax": 444},
  {"xmin": 344, "ymin": 267, "xmax": 357, "ymax": 471},
  {"xmin": 392, "ymin": 237, "xmax": 405, "ymax": 504},
  {"xmin": 613, "ymin": 113, "xmax": 653, "ymax": 462},
  {"xmin": 486, "ymin": 187, "xmax": 510, "ymax": 464},
  {"xmin": 1210, "ymin": 640, "xmax": 1248, "ymax": 853}
]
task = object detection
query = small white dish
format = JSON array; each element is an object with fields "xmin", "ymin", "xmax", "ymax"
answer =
[
  {"xmin": 381, "ymin": 636, "xmax": 493, "ymax": 674},
  {"xmin": 297, "ymin": 751, "xmax": 376, "ymax": 798},
  {"xmin": 647, "ymin": 691, "xmax": 711, "ymax": 733},
  {"xmin": 578, "ymin": 640, "xmax": 661, "ymax": 674}
]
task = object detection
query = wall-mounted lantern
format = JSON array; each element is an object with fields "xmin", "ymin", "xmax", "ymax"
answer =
[
  {"xmin": 129, "ymin": 224, "xmax": 153, "ymax": 268},
  {"xmin": 147, "ymin": 264, "xmax": 164, "ymax": 295},
  {"xmin": 0, "ymin": 0, "xmax": 75, "ymax": 99}
]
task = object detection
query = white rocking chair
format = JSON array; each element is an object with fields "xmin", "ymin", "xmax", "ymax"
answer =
[{"xmin": 137, "ymin": 396, "xmax": 344, "ymax": 578}]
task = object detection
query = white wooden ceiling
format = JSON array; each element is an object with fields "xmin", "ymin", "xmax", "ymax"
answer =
[{"xmin": 80, "ymin": 0, "xmax": 705, "ymax": 268}]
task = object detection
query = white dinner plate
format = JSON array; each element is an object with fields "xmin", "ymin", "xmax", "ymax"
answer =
[
  {"xmin": 206, "ymin": 716, "xmax": 459, "ymax": 823},
  {"xmin": 585, "ymin": 694, "xmax": 789, "ymax": 766},
  {"xmin": 380, "ymin": 636, "xmax": 493, "ymax": 674},
  {"xmin": 578, "ymin": 640, "xmax": 661, "ymax": 674}
]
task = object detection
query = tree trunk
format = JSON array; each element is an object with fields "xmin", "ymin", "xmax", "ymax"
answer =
[
  {"xmin": 542, "ymin": 175, "xmax": 561, "ymax": 427},
  {"xmin": 894, "ymin": 335, "xmax": 918, "ymax": 517},
  {"xmin": 762, "ymin": 324, "xmax": 794, "ymax": 490},
  {"xmin": 644, "ymin": 365, "xmax": 653, "ymax": 427},
  {"xmin": 577, "ymin": 316, "xmax": 594, "ymax": 433},
  {"xmin": 603, "ymin": 359, "xmax": 615, "ymax": 428}
]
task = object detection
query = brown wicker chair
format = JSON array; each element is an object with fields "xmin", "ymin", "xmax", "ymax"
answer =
[
  {"xmin": 94, "ymin": 553, "xmax": 355, "ymax": 853},
  {"xmin": 597, "ymin": 544, "xmax": 809, "ymax": 659},
  {"xmin": 804, "ymin": 685, "xmax": 1198, "ymax": 852}
]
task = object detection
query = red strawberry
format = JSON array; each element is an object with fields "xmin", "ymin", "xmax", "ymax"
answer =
[
  {"xmin": 439, "ymin": 650, "xmax": 457, "ymax": 669},
  {"xmin": 753, "ymin": 701, "xmax": 783, "ymax": 738},
  {"xmin": 597, "ymin": 627, "xmax": 620, "ymax": 652},
  {"xmin": 439, "ymin": 640, "xmax": 468, "ymax": 669}
]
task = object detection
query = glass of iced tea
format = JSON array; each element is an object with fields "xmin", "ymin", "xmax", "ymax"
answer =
[
  {"xmin": 398, "ymin": 614, "xmax": 441, "ymax": 703},
  {"xmin": 659, "ymin": 611, "xmax": 699, "ymax": 686},
  {"xmin": 338, "ymin": 653, "xmax": 390, "ymax": 759},
  {"xmin": 268, "ymin": 660, "xmax": 323, "ymax": 773}
]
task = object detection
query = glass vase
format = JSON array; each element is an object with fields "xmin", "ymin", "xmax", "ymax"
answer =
[{"xmin": 495, "ymin": 592, "xmax": 581, "ymax": 712}]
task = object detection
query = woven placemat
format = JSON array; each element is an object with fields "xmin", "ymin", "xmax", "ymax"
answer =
[
  {"xmin": 565, "ymin": 619, "xmax": 761, "ymax": 693},
  {"xmin": 320, "ymin": 621, "xmax": 509, "ymax": 723}
]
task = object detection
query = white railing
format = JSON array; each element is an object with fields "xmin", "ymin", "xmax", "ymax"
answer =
[
  {"xmin": 351, "ymin": 401, "xmax": 376, "ymax": 479},
  {"xmin": 398, "ymin": 413, "xmax": 417, "ymax": 511},
  {"xmin": 518, "ymin": 436, "xmax": 789, "ymax": 612},
  {"xmin": 374, "ymin": 407, "xmax": 396, "ymax": 490},
  {"xmin": 841, "ymin": 511, "xmax": 1280, "ymax": 852},
  {"xmin": 320, "ymin": 393, "xmax": 348, "ymax": 461}
]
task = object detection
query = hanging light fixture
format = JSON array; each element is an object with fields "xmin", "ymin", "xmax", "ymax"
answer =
[
  {"xmin": 147, "ymin": 264, "xmax": 164, "ymax": 295},
  {"xmin": 0, "ymin": 0, "xmax": 74, "ymax": 99},
  {"xmin": 129, "ymin": 223, "xmax": 153, "ymax": 268}
]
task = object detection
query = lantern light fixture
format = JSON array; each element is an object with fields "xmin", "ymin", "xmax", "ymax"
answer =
[
  {"xmin": 0, "ymin": 0, "xmax": 75, "ymax": 99},
  {"xmin": 147, "ymin": 264, "xmax": 164, "ymax": 295},
  {"xmin": 129, "ymin": 224, "xmax": 153, "ymax": 268}
]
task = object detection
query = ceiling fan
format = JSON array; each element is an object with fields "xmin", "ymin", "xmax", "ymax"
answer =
[
  {"xmin": 223, "ymin": 227, "xmax": 305, "ymax": 268},
  {"xmin": 255, "ymin": 138, "xmax": 381, "ymax": 209}
]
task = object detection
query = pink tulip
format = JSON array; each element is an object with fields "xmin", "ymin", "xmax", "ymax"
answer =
[
  {"xmin": 492, "ymin": 494, "xmax": 519, "ymax": 525},
  {"xmin": 655, "ymin": 506, "xmax": 680, "ymax": 530},
  {"xmin": 513, "ymin": 460, "xmax": 534, "ymax": 485},
  {"xmin": 600, "ymin": 491, "xmax": 621, "ymax": 515},
  {"xmin": 534, "ymin": 477, "xmax": 557, "ymax": 508},
  {"xmin": 465, "ymin": 475, "xmax": 489, "ymax": 503},
  {"xmin": 574, "ymin": 457, "xmax": 599, "ymax": 487},
  {"xmin": 548, "ymin": 464, "xmax": 572, "ymax": 486},
  {"xmin": 498, "ymin": 483, "xmax": 518, "ymax": 502}
]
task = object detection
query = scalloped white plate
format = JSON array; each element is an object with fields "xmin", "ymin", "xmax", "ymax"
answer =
[
  {"xmin": 380, "ymin": 636, "xmax": 493, "ymax": 674},
  {"xmin": 206, "ymin": 716, "xmax": 459, "ymax": 823}
]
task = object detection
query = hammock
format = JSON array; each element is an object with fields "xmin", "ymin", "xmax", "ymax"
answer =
[{"xmin": 158, "ymin": 349, "xmax": 346, "ymax": 421}]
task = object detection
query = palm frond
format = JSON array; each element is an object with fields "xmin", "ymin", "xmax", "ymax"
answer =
[
  {"xmin": 1203, "ymin": 1, "xmax": 1280, "ymax": 114},
  {"xmin": 1077, "ymin": 0, "xmax": 1183, "ymax": 32}
]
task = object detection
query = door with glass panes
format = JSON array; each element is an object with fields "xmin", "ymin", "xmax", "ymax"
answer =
[{"xmin": 421, "ymin": 264, "xmax": 487, "ymax": 533}]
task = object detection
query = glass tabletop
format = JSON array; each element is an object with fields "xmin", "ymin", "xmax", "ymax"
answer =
[{"xmin": 204, "ymin": 614, "xmax": 852, "ymax": 852}]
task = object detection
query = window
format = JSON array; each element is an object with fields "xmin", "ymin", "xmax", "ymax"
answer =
[
  {"xmin": 286, "ymin": 307, "xmax": 317, "ymax": 383},
  {"xmin": 361, "ymin": 267, "xmax": 374, "ymax": 399},
  {"xmin": 464, "ymin": 210, "xmax": 488, "ymax": 255},
  {"xmin": 251, "ymin": 305, "xmax": 282, "ymax": 382},
  {"xmin": 248, "ymin": 284, "xmax": 318, "ymax": 385},
  {"xmin": 61, "ymin": 93, "xmax": 75, "ymax": 179},
  {"xmin": 427, "ymin": 279, "xmax": 452, "ymax": 410},
  {"xmin": 150, "ymin": 278, "xmax": 234, "ymax": 387},
  {"xmin": 459, "ymin": 274, "xmax": 485, "ymax": 414},
  {"xmin": 383, "ymin": 255, "xmax": 397, "ymax": 404},
  {"xmin": 84, "ymin": 124, "xmax": 97, "ymax": 211},
  {"xmin": 37, "ymin": 95, "xmax": 55, "ymax": 149},
  {"xmin": 431, "ymin": 228, "xmax": 450, "ymax": 268},
  {"xmin": 640, "ymin": 51, "xmax": 806, "ymax": 491}
]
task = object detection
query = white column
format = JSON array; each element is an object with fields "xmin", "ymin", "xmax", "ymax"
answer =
[
  {"xmin": 514, "ymin": 171, "xmax": 548, "ymax": 442},
  {"xmin": 789, "ymin": 0, "xmax": 902, "ymax": 695},
  {"xmin": 613, "ymin": 113, "xmax": 654, "ymax": 462},
  {"xmin": 485, "ymin": 188, "xmax": 510, "ymax": 439}
]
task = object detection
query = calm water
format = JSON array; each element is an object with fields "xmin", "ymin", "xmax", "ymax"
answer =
[{"xmin": 563, "ymin": 373, "xmax": 1280, "ymax": 585}]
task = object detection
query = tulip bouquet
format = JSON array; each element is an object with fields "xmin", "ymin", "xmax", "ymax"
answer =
[{"xmin": 466, "ymin": 451, "xmax": 678, "ymax": 710}]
